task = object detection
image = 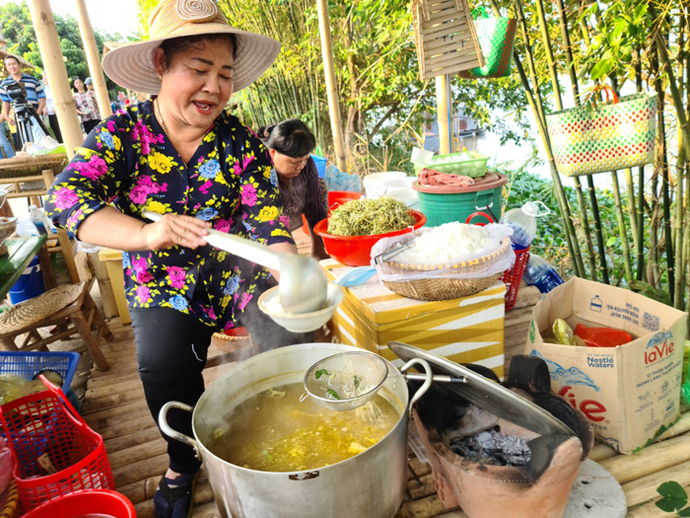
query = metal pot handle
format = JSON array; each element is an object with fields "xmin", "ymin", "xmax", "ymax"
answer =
[
  {"xmin": 159, "ymin": 401, "xmax": 199, "ymax": 451},
  {"xmin": 399, "ymin": 358, "xmax": 433, "ymax": 409}
]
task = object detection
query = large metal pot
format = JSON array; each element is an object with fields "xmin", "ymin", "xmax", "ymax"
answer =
[{"xmin": 159, "ymin": 343, "xmax": 430, "ymax": 518}]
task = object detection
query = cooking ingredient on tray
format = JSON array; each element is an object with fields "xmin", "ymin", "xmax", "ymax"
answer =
[
  {"xmin": 327, "ymin": 197, "xmax": 415, "ymax": 236},
  {"xmin": 394, "ymin": 222, "xmax": 490, "ymax": 264},
  {"xmin": 574, "ymin": 324, "xmax": 633, "ymax": 348},
  {"xmin": 208, "ymin": 382, "xmax": 400, "ymax": 471}
]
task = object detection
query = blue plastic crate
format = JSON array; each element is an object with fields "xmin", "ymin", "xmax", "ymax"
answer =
[
  {"xmin": 311, "ymin": 154, "xmax": 328, "ymax": 178},
  {"xmin": 0, "ymin": 351, "xmax": 79, "ymax": 393}
]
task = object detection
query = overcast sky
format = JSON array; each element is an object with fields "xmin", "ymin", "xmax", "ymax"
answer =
[{"xmin": 0, "ymin": 0, "xmax": 142, "ymax": 38}]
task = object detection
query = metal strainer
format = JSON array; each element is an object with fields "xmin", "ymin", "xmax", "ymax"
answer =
[{"xmin": 304, "ymin": 351, "xmax": 455, "ymax": 411}]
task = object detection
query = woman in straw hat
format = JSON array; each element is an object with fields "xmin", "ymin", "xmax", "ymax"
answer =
[{"xmin": 45, "ymin": 1, "xmax": 312, "ymax": 515}]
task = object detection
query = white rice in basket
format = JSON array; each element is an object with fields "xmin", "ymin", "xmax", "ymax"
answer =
[{"xmin": 394, "ymin": 222, "xmax": 490, "ymax": 264}]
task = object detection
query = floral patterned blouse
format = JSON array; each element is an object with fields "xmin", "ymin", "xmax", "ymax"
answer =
[
  {"xmin": 73, "ymin": 91, "xmax": 100, "ymax": 123},
  {"xmin": 45, "ymin": 100, "xmax": 294, "ymax": 331}
]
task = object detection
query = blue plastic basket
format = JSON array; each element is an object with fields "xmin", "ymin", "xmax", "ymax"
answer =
[{"xmin": 0, "ymin": 351, "xmax": 79, "ymax": 393}]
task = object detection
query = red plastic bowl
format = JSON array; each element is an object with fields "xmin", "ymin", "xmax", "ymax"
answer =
[
  {"xmin": 328, "ymin": 190, "xmax": 364, "ymax": 215},
  {"xmin": 314, "ymin": 210, "xmax": 427, "ymax": 266},
  {"xmin": 22, "ymin": 490, "xmax": 135, "ymax": 518}
]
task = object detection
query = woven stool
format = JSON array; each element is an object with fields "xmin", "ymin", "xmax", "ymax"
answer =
[{"xmin": 0, "ymin": 282, "xmax": 113, "ymax": 370}]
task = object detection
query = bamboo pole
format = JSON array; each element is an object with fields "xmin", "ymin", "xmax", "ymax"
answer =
[
  {"xmin": 552, "ymin": 0, "xmax": 598, "ymax": 280},
  {"xmin": 535, "ymin": 0, "xmax": 609, "ymax": 284},
  {"xmin": 633, "ymin": 50, "xmax": 646, "ymax": 281},
  {"xmin": 611, "ymin": 170, "xmax": 633, "ymax": 282},
  {"xmin": 27, "ymin": 0, "xmax": 83, "ymax": 158},
  {"xmin": 505, "ymin": 0, "xmax": 584, "ymax": 277},
  {"xmin": 316, "ymin": 0, "xmax": 347, "ymax": 172},
  {"xmin": 656, "ymin": 33, "xmax": 690, "ymax": 307},
  {"xmin": 74, "ymin": 0, "xmax": 112, "ymax": 120},
  {"xmin": 435, "ymin": 76, "xmax": 452, "ymax": 155}
]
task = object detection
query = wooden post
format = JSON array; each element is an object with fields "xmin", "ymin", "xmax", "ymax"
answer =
[
  {"xmin": 75, "ymin": 0, "xmax": 113, "ymax": 119},
  {"xmin": 435, "ymin": 75, "xmax": 452, "ymax": 155},
  {"xmin": 27, "ymin": 0, "xmax": 83, "ymax": 159},
  {"xmin": 316, "ymin": 0, "xmax": 347, "ymax": 172}
]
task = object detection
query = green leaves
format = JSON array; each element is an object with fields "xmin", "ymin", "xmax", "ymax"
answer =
[
  {"xmin": 314, "ymin": 369, "xmax": 330, "ymax": 379},
  {"xmin": 656, "ymin": 481, "xmax": 690, "ymax": 515}
]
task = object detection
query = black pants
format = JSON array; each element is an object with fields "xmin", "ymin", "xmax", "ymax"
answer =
[{"xmin": 130, "ymin": 288, "xmax": 315, "ymax": 474}]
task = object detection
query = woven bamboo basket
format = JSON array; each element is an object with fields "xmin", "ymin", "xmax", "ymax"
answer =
[
  {"xmin": 0, "ymin": 154, "xmax": 68, "ymax": 179},
  {"xmin": 378, "ymin": 236, "xmax": 511, "ymax": 301}
]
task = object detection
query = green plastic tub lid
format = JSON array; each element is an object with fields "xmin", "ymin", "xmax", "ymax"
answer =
[{"xmin": 412, "ymin": 172, "xmax": 509, "ymax": 194}]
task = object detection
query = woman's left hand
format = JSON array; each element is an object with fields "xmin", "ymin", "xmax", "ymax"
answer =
[{"xmin": 141, "ymin": 213, "xmax": 210, "ymax": 250}]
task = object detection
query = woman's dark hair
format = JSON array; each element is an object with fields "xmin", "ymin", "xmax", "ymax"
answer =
[
  {"xmin": 72, "ymin": 77, "xmax": 84, "ymax": 93},
  {"xmin": 258, "ymin": 119, "xmax": 316, "ymax": 158},
  {"xmin": 159, "ymin": 34, "xmax": 238, "ymax": 71}
]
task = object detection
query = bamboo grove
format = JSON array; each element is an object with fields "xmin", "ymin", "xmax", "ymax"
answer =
[{"xmin": 501, "ymin": 0, "xmax": 689, "ymax": 310}]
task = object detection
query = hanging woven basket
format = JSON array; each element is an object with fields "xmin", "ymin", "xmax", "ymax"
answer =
[{"xmin": 412, "ymin": 0, "xmax": 484, "ymax": 79}]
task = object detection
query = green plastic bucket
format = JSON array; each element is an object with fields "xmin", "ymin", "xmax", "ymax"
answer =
[{"xmin": 413, "ymin": 173, "xmax": 508, "ymax": 227}]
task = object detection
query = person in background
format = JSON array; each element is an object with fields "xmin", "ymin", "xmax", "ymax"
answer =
[
  {"xmin": 72, "ymin": 77, "xmax": 101, "ymax": 135},
  {"xmin": 41, "ymin": 73, "xmax": 63, "ymax": 143},
  {"xmin": 259, "ymin": 119, "xmax": 329, "ymax": 260},
  {"xmin": 0, "ymin": 55, "xmax": 47, "ymax": 143},
  {"xmin": 0, "ymin": 111, "xmax": 15, "ymax": 158},
  {"xmin": 45, "ymin": 0, "xmax": 305, "ymax": 516}
]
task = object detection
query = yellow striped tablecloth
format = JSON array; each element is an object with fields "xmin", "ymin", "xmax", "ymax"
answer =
[{"xmin": 323, "ymin": 259, "xmax": 507, "ymax": 379}]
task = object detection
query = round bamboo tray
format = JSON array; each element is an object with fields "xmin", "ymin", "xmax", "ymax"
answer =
[{"xmin": 379, "ymin": 236, "xmax": 512, "ymax": 301}]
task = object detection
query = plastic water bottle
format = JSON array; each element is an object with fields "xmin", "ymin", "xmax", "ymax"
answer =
[
  {"xmin": 28, "ymin": 205, "xmax": 54, "ymax": 236},
  {"xmin": 523, "ymin": 254, "xmax": 564, "ymax": 293},
  {"xmin": 500, "ymin": 201, "xmax": 550, "ymax": 249}
]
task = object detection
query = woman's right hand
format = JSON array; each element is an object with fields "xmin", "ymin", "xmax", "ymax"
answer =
[{"xmin": 141, "ymin": 213, "xmax": 210, "ymax": 250}]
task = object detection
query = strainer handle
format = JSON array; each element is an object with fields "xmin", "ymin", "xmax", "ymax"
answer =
[{"xmin": 400, "ymin": 358, "xmax": 433, "ymax": 409}]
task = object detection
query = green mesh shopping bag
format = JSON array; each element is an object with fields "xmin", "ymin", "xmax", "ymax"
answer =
[
  {"xmin": 546, "ymin": 85, "xmax": 658, "ymax": 177},
  {"xmin": 458, "ymin": 6, "xmax": 517, "ymax": 79}
]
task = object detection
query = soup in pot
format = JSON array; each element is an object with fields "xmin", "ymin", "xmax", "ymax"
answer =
[{"xmin": 207, "ymin": 382, "xmax": 401, "ymax": 472}]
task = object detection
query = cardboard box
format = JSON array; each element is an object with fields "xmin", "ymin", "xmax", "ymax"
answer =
[
  {"xmin": 323, "ymin": 259, "xmax": 506, "ymax": 378},
  {"xmin": 526, "ymin": 277, "xmax": 687, "ymax": 454}
]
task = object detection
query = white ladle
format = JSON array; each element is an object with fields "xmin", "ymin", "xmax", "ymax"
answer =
[{"xmin": 142, "ymin": 210, "xmax": 328, "ymax": 314}]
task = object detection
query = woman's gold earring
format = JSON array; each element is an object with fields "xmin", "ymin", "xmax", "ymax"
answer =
[{"xmin": 157, "ymin": 75, "xmax": 162, "ymax": 81}]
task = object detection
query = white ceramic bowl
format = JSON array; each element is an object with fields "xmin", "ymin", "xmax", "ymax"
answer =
[{"xmin": 258, "ymin": 282, "xmax": 345, "ymax": 333}]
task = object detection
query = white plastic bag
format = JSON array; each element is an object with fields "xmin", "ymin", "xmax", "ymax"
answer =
[{"xmin": 371, "ymin": 223, "xmax": 516, "ymax": 281}]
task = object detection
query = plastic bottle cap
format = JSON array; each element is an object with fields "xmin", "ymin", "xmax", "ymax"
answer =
[
  {"xmin": 522, "ymin": 201, "xmax": 540, "ymax": 217},
  {"xmin": 29, "ymin": 204, "xmax": 37, "ymax": 211}
]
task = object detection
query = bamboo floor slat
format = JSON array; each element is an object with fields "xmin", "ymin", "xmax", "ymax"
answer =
[{"xmin": 73, "ymin": 231, "xmax": 690, "ymax": 517}]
